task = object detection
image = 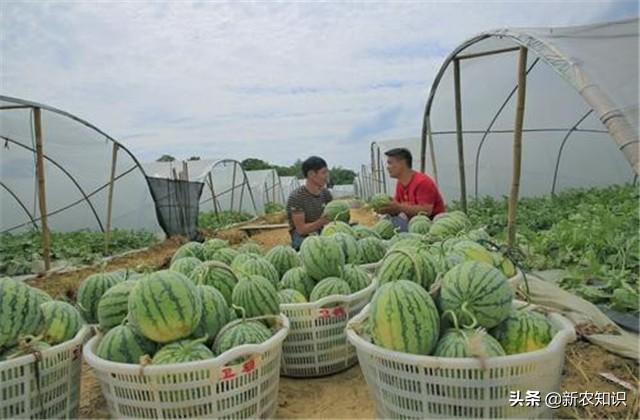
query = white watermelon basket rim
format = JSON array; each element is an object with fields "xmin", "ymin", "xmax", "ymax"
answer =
[
  {"xmin": 279, "ymin": 276, "xmax": 378, "ymax": 378},
  {"xmin": 1, "ymin": 325, "xmax": 94, "ymax": 419},
  {"xmin": 346, "ymin": 301, "xmax": 576, "ymax": 419},
  {"xmin": 84, "ymin": 315, "xmax": 290, "ymax": 419}
]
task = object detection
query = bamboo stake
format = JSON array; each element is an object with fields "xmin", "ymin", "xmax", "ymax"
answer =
[
  {"xmin": 453, "ymin": 58, "xmax": 467, "ymax": 212},
  {"xmin": 208, "ymin": 172, "xmax": 219, "ymax": 215},
  {"xmin": 508, "ymin": 47, "xmax": 528, "ymax": 249},
  {"xmin": 105, "ymin": 143, "xmax": 119, "ymax": 253},
  {"xmin": 182, "ymin": 161, "xmax": 189, "ymax": 181},
  {"xmin": 427, "ymin": 115, "xmax": 439, "ymax": 184},
  {"xmin": 33, "ymin": 107, "xmax": 51, "ymax": 271}
]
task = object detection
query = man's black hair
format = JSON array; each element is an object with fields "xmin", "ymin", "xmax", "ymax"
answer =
[
  {"xmin": 302, "ymin": 156, "xmax": 328, "ymax": 177},
  {"xmin": 385, "ymin": 148, "xmax": 412, "ymax": 168}
]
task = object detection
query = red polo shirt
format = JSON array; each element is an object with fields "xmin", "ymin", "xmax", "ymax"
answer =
[{"xmin": 395, "ymin": 171, "xmax": 446, "ymax": 217}]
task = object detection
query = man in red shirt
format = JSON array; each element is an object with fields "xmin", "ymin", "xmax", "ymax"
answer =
[{"xmin": 377, "ymin": 148, "xmax": 445, "ymax": 230}]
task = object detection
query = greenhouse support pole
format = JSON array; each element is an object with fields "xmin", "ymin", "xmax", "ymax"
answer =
[
  {"xmin": 427, "ymin": 115, "xmax": 439, "ymax": 184},
  {"xmin": 182, "ymin": 161, "xmax": 189, "ymax": 181},
  {"xmin": 105, "ymin": 143, "xmax": 119, "ymax": 253},
  {"xmin": 508, "ymin": 47, "xmax": 528, "ymax": 249},
  {"xmin": 453, "ymin": 58, "xmax": 467, "ymax": 212},
  {"xmin": 370, "ymin": 143, "xmax": 377, "ymax": 194},
  {"xmin": 207, "ymin": 172, "xmax": 219, "ymax": 215},
  {"xmin": 230, "ymin": 164, "xmax": 237, "ymax": 215},
  {"xmin": 34, "ymin": 107, "xmax": 51, "ymax": 271}
]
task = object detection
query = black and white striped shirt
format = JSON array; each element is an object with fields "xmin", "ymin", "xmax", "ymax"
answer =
[{"xmin": 286, "ymin": 185, "xmax": 333, "ymax": 233}]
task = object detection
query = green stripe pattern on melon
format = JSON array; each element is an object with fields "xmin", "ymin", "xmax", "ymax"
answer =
[
  {"xmin": 213, "ymin": 320, "xmax": 272, "ymax": 356},
  {"xmin": 321, "ymin": 221, "xmax": 354, "ymax": 237},
  {"xmin": 323, "ymin": 200, "xmax": 351, "ymax": 223},
  {"xmin": 191, "ymin": 285, "xmax": 233, "ymax": 343},
  {"xmin": 237, "ymin": 242, "xmax": 265, "ymax": 255},
  {"xmin": 152, "ymin": 337, "xmax": 214, "ymax": 364},
  {"xmin": 439, "ymin": 261, "xmax": 513, "ymax": 329},
  {"xmin": 490, "ymin": 309, "xmax": 556, "ymax": 355},
  {"xmin": 278, "ymin": 289, "xmax": 307, "ymax": 304},
  {"xmin": 357, "ymin": 237, "xmax": 387, "ymax": 264},
  {"xmin": 352, "ymin": 225, "xmax": 381, "ymax": 239},
  {"xmin": 332, "ymin": 233, "xmax": 361, "ymax": 264},
  {"xmin": 171, "ymin": 242, "xmax": 205, "ymax": 264},
  {"xmin": 235, "ymin": 257, "xmax": 279, "ymax": 287},
  {"xmin": 77, "ymin": 272, "xmax": 122, "ymax": 324},
  {"xmin": 408, "ymin": 215, "xmax": 432, "ymax": 234},
  {"xmin": 170, "ymin": 256, "xmax": 203, "ymax": 278},
  {"xmin": 189, "ymin": 261, "xmax": 238, "ymax": 306},
  {"xmin": 370, "ymin": 280, "xmax": 440, "ymax": 355},
  {"xmin": 265, "ymin": 245, "xmax": 301, "ymax": 278},
  {"xmin": 128, "ymin": 270, "xmax": 202, "ymax": 343},
  {"xmin": 40, "ymin": 301, "xmax": 84, "ymax": 345},
  {"xmin": 0, "ymin": 278, "xmax": 45, "ymax": 348},
  {"xmin": 377, "ymin": 248, "xmax": 438, "ymax": 290},
  {"xmin": 341, "ymin": 264, "xmax": 370, "ymax": 292},
  {"xmin": 434, "ymin": 328, "xmax": 505, "ymax": 358},
  {"xmin": 280, "ymin": 267, "xmax": 316, "ymax": 299},
  {"xmin": 231, "ymin": 275, "xmax": 279, "ymax": 318},
  {"xmin": 299, "ymin": 236, "xmax": 345, "ymax": 281},
  {"xmin": 96, "ymin": 324, "xmax": 157, "ymax": 364},
  {"xmin": 202, "ymin": 239, "xmax": 230, "ymax": 260},
  {"xmin": 372, "ymin": 219, "xmax": 396, "ymax": 240},
  {"xmin": 97, "ymin": 280, "xmax": 137, "ymax": 331},
  {"xmin": 209, "ymin": 248, "xmax": 239, "ymax": 265},
  {"xmin": 309, "ymin": 277, "xmax": 351, "ymax": 302}
]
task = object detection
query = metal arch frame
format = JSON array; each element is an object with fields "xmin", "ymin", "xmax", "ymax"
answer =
[
  {"xmin": 0, "ymin": 181, "xmax": 38, "ymax": 230},
  {"xmin": 369, "ymin": 141, "xmax": 387, "ymax": 195},
  {"xmin": 551, "ymin": 110, "xmax": 595, "ymax": 195},
  {"xmin": 1, "ymin": 134, "xmax": 105, "ymax": 232}
]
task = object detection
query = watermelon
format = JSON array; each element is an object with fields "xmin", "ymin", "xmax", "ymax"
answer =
[
  {"xmin": 265, "ymin": 245, "xmax": 301, "ymax": 278},
  {"xmin": 97, "ymin": 280, "xmax": 137, "ymax": 331},
  {"xmin": 492, "ymin": 252, "xmax": 517, "ymax": 278},
  {"xmin": 322, "ymin": 221, "xmax": 354, "ymax": 237},
  {"xmin": 0, "ymin": 278, "xmax": 44, "ymax": 348},
  {"xmin": 369, "ymin": 280, "xmax": 440, "ymax": 355},
  {"xmin": 369, "ymin": 193, "xmax": 391, "ymax": 210},
  {"xmin": 331, "ymin": 233, "xmax": 361, "ymax": 264},
  {"xmin": 464, "ymin": 228, "xmax": 491, "ymax": 243},
  {"xmin": 341, "ymin": 264, "xmax": 370, "ymax": 292},
  {"xmin": 40, "ymin": 301, "xmax": 84, "ymax": 345},
  {"xmin": 309, "ymin": 277, "xmax": 351, "ymax": 302},
  {"xmin": 171, "ymin": 242, "xmax": 205, "ymax": 263},
  {"xmin": 1, "ymin": 336, "xmax": 51, "ymax": 360},
  {"xmin": 128, "ymin": 270, "xmax": 202, "ymax": 343},
  {"xmin": 358, "ymin": 237, "xmax": 387, "ymax": 264},
  {"xmin": 352, "ymin": 225, "xmax": 381, "ymax": 239},
  {"xmin": 388, "ymin": 237, "xmax": 429, "ymax": 253},
  {"xmin": 169, "ymin": 256, "xmax": 203, "ymax": 278},
  {"xmin": 96, "ymin": 324, "xmax": 156, "ymax": 364},
  {"xmin": 278, "ymin": 289, "xmax": 307, "ymax": 304},
  {"xmin": 231, "ymin": 275, "xmax": 279, "ymax": 318},
  {"xmin": 231, "ymin": 253, "xmax": 259, "ymax": 272},
  {"xmin": 77, "ymin": 272, "xmax": 122, "ymax": 324},
  {"xmin": 434, "ymin": 328, "xmax": 506, "ymax": 358},
  {"xmin": 323, "ymin": 200, "xmax": 351, "ymax": 223},
  {"xmin": 191, "ymin": 285, "xmax": 233, "ymax": 343},
  {"xmin": 373, "ymin": 219, "xmax": 397, "ymax": 240},
  {"xmin": 152, "ymin": 337, "xmax": 214, "ymax": 364},
  {"xmin": 213, "ymin": 320, "xmax": 272, "ymax": 356},
  {"xmin": 377, "ymin": 248, "xmax": 438, "ymax": 290},
  {"xmin": 429, "ymin": 213, "xmax": 469, "ymax": 239},
  {"xmin": 299, "ymin": 235, "xmax": 345, "ymax": 281},
  {"xmin": 209, "ymin": 248, "xmax": 239, "ymax": 265},
  {"xmin": 235, "ymin": 256, "xmax": 279, "ymax": 287},
  {"xmin": 202, "ymin": 239, "xmax": 230, "ymax": 259},
  {"xmin": 280, "ymin": 267, "xmax": 316, "ymax": 299},
  {"xmin": 491, "ymin": 309, "xmax": 556, "ymax": 355},
  {"xmin": 450, "ymin": 240, "xmax": 494, "ymax": 266},
  {"xmin": 30, "ymin": 286, "xmax": 52, "ymax": 304},
  {"xmin": 408, "ymin": 215, "xmax": 432, "ymax": 234},
  {"xmin": 439, "ymin": 261, "xmax": 513, "ymax": 329},
  {"xmin": 189, "ymin": 261, "xmax": 238, "ymax": 306},
  {"xmin": 237, "ymin": 242, "xmax": 264, "ymax": 255}
]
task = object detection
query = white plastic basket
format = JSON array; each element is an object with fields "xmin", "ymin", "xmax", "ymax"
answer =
[
  {"xmin": 84, "ymin": 315, "xmax": 289, "ymax": 419},
  {"xmin": 346, "ymin": 303, "xmax": 576, "ymax": 419},
  {"xmin": 279, "ymin": 278, "xmax": 378, "ymax": 377},
  {"xmin": 0, "ymin": 326, "xmax": 94, "ymax": 419}
]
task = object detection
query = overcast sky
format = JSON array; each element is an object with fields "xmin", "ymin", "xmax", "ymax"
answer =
[{"xmin": 2, "ymin": 1, "xmax": 637, "ymax": 170}]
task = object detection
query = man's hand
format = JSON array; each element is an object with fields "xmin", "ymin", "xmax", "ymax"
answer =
[{"xmin": 378, "ymin": 201, "xmax": 403, "ymax": 216}]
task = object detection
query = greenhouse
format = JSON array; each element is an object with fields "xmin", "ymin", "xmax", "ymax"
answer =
[
  {"xmin": 280, "ymin": 175, "xmax": 302, "ymax": 200},
  {"xmin": 245, "ymin": 168, "xmax": 286, "ymax": 213}
]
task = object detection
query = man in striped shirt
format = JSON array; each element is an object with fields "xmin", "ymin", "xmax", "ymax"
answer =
[{"xmin": 286, "ymin": 156, "xmax": 333, "ymax": 250}]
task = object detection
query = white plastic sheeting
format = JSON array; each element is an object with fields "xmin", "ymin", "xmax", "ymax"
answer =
[
  {"xmin": 330, "ymin": 184, "xmax": 355, "ymax": 199},
  {"xmin": 0, "ymin": 96, "xmax": 162, "ymax": 234},
  {"xmin": 245, "ymin": 169, "xmax": 286, "ymax": 214},
  {"xmin": 370, "ymin": 137, "xmax": 423, "ymax": 198},
  {"xmin": 281, "ymin": 176, "xmax": 302, "ymax": 201}
]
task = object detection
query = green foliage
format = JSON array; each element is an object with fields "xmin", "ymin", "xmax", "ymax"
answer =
[
  {"xmin": 240, "ymin": 158, "xmax": 355, "ymax": 184},
  {"xmin": 156, "ymin": 154, "xmax": 176, "ymax": 162},
  {"xmin": 198, "ymin": 211, "xmax": 253, "ymax": 231},
  {"xmin": 264, "ymin": 202, "xmax": 284, "ymax": 214},
  {"xmin": 329, "ymin": 166, "xmax": 356, "ymax": 185}
]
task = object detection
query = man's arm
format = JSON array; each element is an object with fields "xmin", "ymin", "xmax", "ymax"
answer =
[{"xmin": 291, "ymin": 211, "xmax": 329, "ymax": 235}]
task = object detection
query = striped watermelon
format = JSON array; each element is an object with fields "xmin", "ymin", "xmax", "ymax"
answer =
[
  {"xmin": 369, "ymin": 280, "xmax": 440, "ymax": 355},
  {"xmin": 152, "ymin": 337, "xmax": 214, "ymax": 364},
  {"xmin": 373, "ymin": 219, "xmax": 397, "ymax": 240},
  {"xmin": 96, "ymin": 324, "xmax": 156, "ymax": 364},
  {"xmin": 191, "ymin": 285, "xmax": 233, "ymax": 343},
  {"xmin": 491, "ymin": 252, "xmax": 517, "ymax": 278},
  {"xmin": 439, "ymin": 261, "xmax": 513, "ymax": 329},
  {"xmin": 169, "ymin": 257, "xmax": 203, "ymax": 278},
  {"xmin": 434, "ymin": 328, "xmax": 506, "ymax": 358},
  {"xmin": 189, "ymin": 261, "xmax": 238, "ymax": 306},
  {"xmin": 30, "ymin": 286, "xmax": 52, "ymax": 304},
  {"xmin": 280, "ymin": 267, "xmax": 316, "ymax": 299},
  {"xmin": 235, "ymin": 257, "xmax": 279, "ymax": 287},
  {"xmin": 97, "ymin": 280, "xmax": 137, "ymax": 330},
  {"xmin": 369, "ymin": 193, "xmax": 391, "ymax": 210},
  {"xmin": 464, "ymin": 228, "xmax": 491, "ymax": 243},
  {"xmin": 202, "ymin": 239, "xmax": 230, "ymax": 259},
  {"xmin": 171, "ymin": 242, "xmax": 205, "ymax": 264},
  {"xmin": 450, "ymin": 240, "xmax": 494, "ymax": 266},
  {"xmin": 352, "ymin": 225, "xmax": 381, "ymax": 239},
  {"xmin": 408, "ymin": 215, "xmax": 432, "ymax": 234},
  {"xmin": 299, "ymin": 235, "xmax": 345, "ymax": 281},
  {"xmin": 377, "ymin": 248, "xmax": 438, "ymax": 290},
  {"xmin": 490, "ymin": 309, "xmax": 556, "ymax": 355},
  {"xmin": 332, "ymin": 233, "xmax": 361, "ymax": 264},
  {"xmin": 213, "ymin": 320, "xmax": 272, "ymax": 356},
  {"xmin": 128, "ymin": 270, "xmax": 202, "ymax": 343},
  {"xmin": 388, "ymin": 237, "xmax": 429, "ymax": 253},
  {"xmin": 358, "ymin": 237, "xmax": 387, "ymax": 264},
  {"xmin": 0, "ymin": 278, "xmax": 44, "ymax": 348},
  {"xmin": 324, "ymin": 200, "xmax": 351, "ymax": 223},
  {"xmin": 278, "ymin": 289, "xmax": 307, "ymax": 304},
  {"xmin": 231, "ymin": 253, "xmax": 259, "ymax": 271},
  {"xmin": 209, "ymin": 247, "xmax": 239, "ymax": 265},
  {"xmin": 322, "ymin": 221, "xmax": 354, "ymax": 237},
  {"xmin": 40, "ymin": 301, "xmax": 84, "ymax": 345},
  {"xmin": 341, "ymin": 264, "xmax": 370, "ymax": 292},
  {"xmin": 77, "ymin": 271, "xmax": 122, "ymax": 324},
  {"xmin": 429, "ymin": 212, "xmax": 469, "ymax": 239},
  {"xmin": 231, "ymin": 275, "xmax": 279, "ymax": 318},
  {"xmin": 237, "ymin": 242, "xmax": 265, "ymax": 255},
  {"xmin": 265, "ymin": 245, "xmax": 301, "ymax": 278},
  {"xmin": 309, "ymin": 277, "xmax": 351, "ymax": 302},
  {"xmin": 1, "ymin": 336, "xmax": 51, "ymax": 360}
]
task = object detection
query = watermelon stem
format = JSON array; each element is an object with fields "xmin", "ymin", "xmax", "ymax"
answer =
[
  {"xmin": 459, "ymin": 302, "xmax": 478, "ymax": 329},
  {"xmin": 442, "ymin": 310, "xmax": 461, "ymax": 331}
]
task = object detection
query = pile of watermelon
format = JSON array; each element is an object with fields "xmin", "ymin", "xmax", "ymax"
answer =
[
  {"xmin": 361, "ymin": 210, "xmax": 559, "ymax": 359},
  {"xmin": 0, "ymin": 277, "xmax": 85, "ymax": 361}
]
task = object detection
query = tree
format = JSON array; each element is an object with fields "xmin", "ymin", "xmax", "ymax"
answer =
[
  {"xmin": 241, "ymin": 158, "xmax": 272, "ymax": 171},
  {"xmin": 187, "ymin": 156, "xmax": 201, "ymax": 161},
  {"xmin": 329, "ymin": 166, "xmax": 356, "ymax": 185},
  {"xmin": 157, "ymin": 154, "xmax": 176, "ymax": 162}
]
